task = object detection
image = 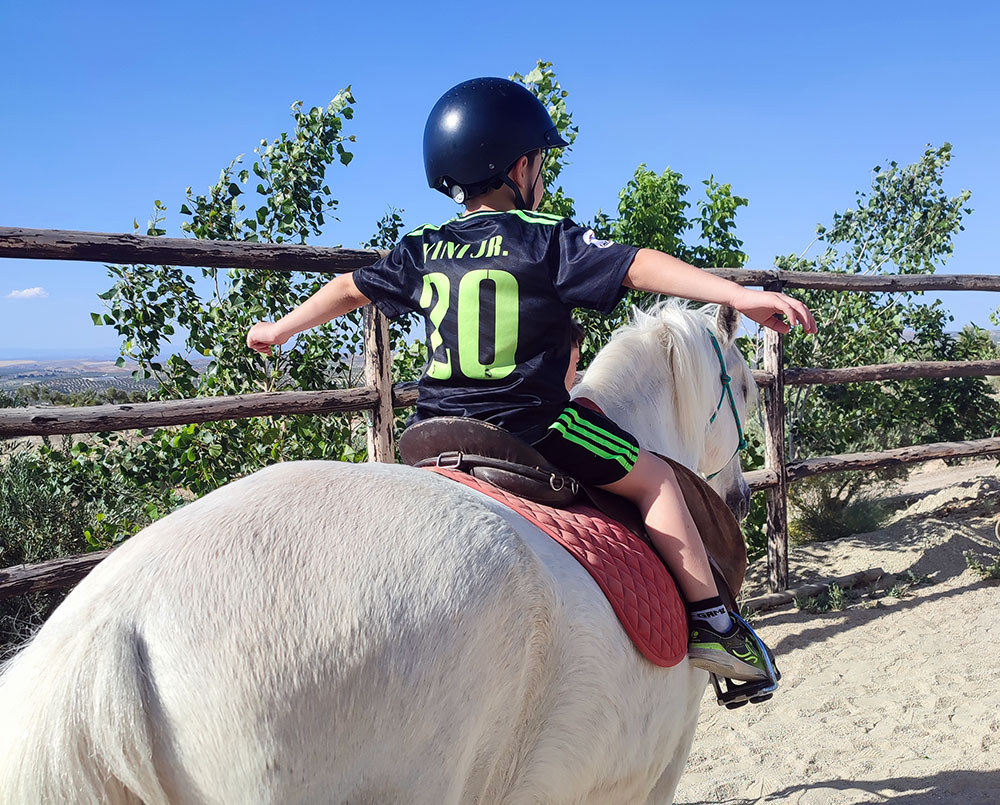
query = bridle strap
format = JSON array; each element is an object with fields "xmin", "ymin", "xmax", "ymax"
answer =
[{"xmin": 705, "ymin": 329, "xmax": 747, "ymax": 480}]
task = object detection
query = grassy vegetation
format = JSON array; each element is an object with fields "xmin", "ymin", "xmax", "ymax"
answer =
[
  {"xmin": 788, "ymin": 472, "xmax": 897, "ymax": 546},
  {"xmin": 0, "ymin": 439, "xmax": 174, "ymax": 656},
  {"xmin": 1, "ymin": 383, "xmax": 149, "ymax": 408},
  {"xmin": 794, "ymin": 582, "xmax": 848, "ymax": 613},
  {"xmin": 964, "ymin": 550, "xmax": 1000, "ymax": 580},
  {"xmin": 883, "ymin": 570, "xmax": 932, "ymax": 599},
  {"xmin": 793, "ymin": 570, "xmax": 935, "ymax": 614}
]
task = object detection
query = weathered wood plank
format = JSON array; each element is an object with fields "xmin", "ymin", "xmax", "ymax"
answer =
[
  {"xmin": 786, "ymin": 360, "xmax": 1000, "ymax": 386},
  {"xmin": 787, "ymin": 437, "xmax": 1000, "ymax": 480},
  {"xmin": 744, "ymin": 468, "xmax": 779, "ymax": 491},
  {"xmin": 0, "ymin": 226, "xmax": 387, "ymax": 273},
  {"xmin": 392, "ymin": 381, "xmax": 418, "ymax": 408},
  {"xmin": 8, "ymin": 357, "xmax": 988, "ymax": 441},
  {"xmin": 0, "ymin": 388, "xmax": 379, "ymax": 438},
  {"xmin": 762, "ymin": 281, "xmax": 790, "ymax": 592},
  {"xmin": 0, "ymin": 550, "xmax": 112, "ymax": 598},
  {"xmin": 363, "ymin": 305, "xmax": 395, "ymax": 462},
  {"xmin": 708, "ymin": 268, "xmax": 1000, "ymax": 292},
  {"xmin": 4, "ymin": 227, "xmax": 1000, "ymax": 290}
]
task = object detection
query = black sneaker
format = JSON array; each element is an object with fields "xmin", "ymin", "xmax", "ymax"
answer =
[{"xmin": 688, "ymin": 616, "xmax": 770, "ymax": 681}]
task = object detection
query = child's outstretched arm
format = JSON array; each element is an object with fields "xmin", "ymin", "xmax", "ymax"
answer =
[
  {"xmin": 246, "ymin": 273, "xmax": 372, "ymax": 356},
  {"xmin": 624, "ymin": 249, "xmax": 817, "ymax": 334}
]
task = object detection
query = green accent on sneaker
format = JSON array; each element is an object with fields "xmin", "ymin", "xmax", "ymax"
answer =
[
  {"xmin": 688, "ymin": 619, "xmax": 770, "ymax": 682},
  {"xmin": 691, "ymin": 640, "xmax": 726, "ymax": 653}
]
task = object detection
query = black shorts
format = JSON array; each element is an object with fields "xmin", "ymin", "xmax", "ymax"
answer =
[{"xmin": 532, "ymin": 401, "xmax": 640, "ymax": 487}]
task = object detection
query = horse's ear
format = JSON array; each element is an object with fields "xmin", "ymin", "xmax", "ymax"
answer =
[{"xmin": 716, "ymin": 305, "xmax": 740, "ymax": 346}]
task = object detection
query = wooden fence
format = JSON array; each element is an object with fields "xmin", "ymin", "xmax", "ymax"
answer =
[{"xmin": 3, "ymin": 225, "xmax": 1000, "ymax": 597}]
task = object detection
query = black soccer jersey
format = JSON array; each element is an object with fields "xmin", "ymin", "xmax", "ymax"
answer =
[{"xmin": 352, "ymin": 209, "xmax": 639, "ymax": 442}]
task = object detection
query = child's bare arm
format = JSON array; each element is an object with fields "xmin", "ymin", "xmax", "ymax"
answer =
[
  {"xmin": 624, "ymin": 248, "xmax": 817, "ymax": 334},
  {"xmin": 246, "ymin": 273, "xmax": 372, "ymax": 356}
]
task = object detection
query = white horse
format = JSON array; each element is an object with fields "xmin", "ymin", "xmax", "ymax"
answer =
[{"xmin": 0, "ymin": 300, "xmax": 756, "ymax": 804}]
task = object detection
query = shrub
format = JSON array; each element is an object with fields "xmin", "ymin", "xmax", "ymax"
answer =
[
  {"xmin": 794, "ymin": 582, "xmax": 847, "ymax": 613},
  {"xmin": 788, "ymin": 471, "xmax": 896, "ymax": 544},
  {"xmin": 964, "ymin": 550, "xmax": 1000, "ymax": 580},
  {"xmin": 0, "ymin": 439, "xmax": 173, "ymax": 655}
]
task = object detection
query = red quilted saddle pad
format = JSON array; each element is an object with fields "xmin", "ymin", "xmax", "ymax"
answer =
[{"xmin": 430, "ymin": 468, "xmax": 688, "ymax": 668}]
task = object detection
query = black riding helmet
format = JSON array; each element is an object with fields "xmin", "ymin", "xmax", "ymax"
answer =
[{"xmin": 423, "ymin": 77, "xmax": 570, "ymax": 209}]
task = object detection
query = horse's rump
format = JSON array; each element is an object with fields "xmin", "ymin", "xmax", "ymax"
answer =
[{"xmin": 0, "ymin": 460, "xmax": 701, "ymax": 803}]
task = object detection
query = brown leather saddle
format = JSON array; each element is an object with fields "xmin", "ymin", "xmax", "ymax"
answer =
[{"xmin": 398, "ymin": 417, "xmax": 747, "ymax": 604}]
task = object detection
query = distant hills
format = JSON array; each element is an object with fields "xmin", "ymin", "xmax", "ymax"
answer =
[
  {"xmin": 0, "ymin": 348, "xmax": 121, "ymax": 362},
  {"xmin": 0, "ymin": 357, "xmax": 208, "ymax": 395}
]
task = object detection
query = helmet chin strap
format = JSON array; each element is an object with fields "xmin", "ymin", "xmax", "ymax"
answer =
[
  {"xmin": 501, "ymin": 154, "xmax": 545, "ymax": 210},
  {"xmin": 501, "ymin": 175, "xmax": 531, "ymax": 210}
]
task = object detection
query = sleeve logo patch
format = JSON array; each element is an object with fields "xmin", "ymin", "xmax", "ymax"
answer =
[{"xmin": 582, "ymin": 229, "xmax": 614, "ymax": 249}]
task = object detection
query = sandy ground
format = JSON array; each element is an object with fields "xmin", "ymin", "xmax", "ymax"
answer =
[{"xmin": 674, "ymin": 458, "xmax": 1000, "ymax": 805}]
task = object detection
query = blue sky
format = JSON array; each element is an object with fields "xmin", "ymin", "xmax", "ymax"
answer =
[{"xmin": 1, "ymin": 0, "xmax": 997, "ymax": 357}]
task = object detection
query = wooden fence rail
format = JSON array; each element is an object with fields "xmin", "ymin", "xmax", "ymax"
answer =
[
  {"xmin": 9, "ymin": 357, "xmax": 1000, "ymax": 440},
  {"xmin": 2, "ymin": 225, "xmax": 999, "ymax": 598},
  {"xmin": 0, "ymin": 552, "xmax": 111, "ymax": 598},
  {"xmin": 785, "ymin": 360, "xmax": 1000, "ymax": 385},
  {"xmin": 5, "ymin": 226, "xmax": 1000, "ymax": 291},
  {"xmin": 786, "ymin": 437, "xmax": 1000, "ymax": 481},
  {"xmin": 0, "ymin": 388, "xmax": 379, "ymax": 437},
  {"xmin": 0, "ymin": 226, "xmax": 388, "ymax": 273}
]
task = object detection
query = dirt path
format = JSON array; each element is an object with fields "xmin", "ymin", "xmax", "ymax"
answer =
[{"xmin": 674, "ymin": 459, "xmax": 1000, "ymax": 804}]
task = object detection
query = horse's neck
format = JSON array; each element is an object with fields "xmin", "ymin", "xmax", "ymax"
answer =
[{"xmin": 574, "ymin": 373, "xmax": 697, "ymax": 471}]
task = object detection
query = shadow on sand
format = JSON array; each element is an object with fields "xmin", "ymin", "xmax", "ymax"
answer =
[
  {"xmin": 679, "ymin": 767, "xmax": 1000, "ymax": 804},
  {"xmin": 748, "ymin": 512, "xmax": 1000, "ymax": 655}
]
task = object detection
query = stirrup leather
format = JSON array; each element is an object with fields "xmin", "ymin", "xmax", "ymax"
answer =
[{"xmin": 709, "ymin": 612, "xmax": 781, "ymax": 709}]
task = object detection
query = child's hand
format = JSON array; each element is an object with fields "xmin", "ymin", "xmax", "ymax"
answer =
[
  {"xmin": 246, "ymin": 321, "xmax": 289, "ymax": 356},
  {"xmin": 730, "ymin": 288, "xmax": 817, "ymax": 335}
]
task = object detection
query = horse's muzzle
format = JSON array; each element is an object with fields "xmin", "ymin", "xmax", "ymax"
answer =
[{"xmin": 726, "ymin": 482, "xmax": 752, "ymax": 522}]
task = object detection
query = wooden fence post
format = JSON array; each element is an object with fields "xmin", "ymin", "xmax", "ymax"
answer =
[
  {"xmin": 762, "ymin": 280, "xmax": 790, "ymax": 592},
  {"xmin": 363, "ymin": 305, "xmax": 394, "ymax": 462}
]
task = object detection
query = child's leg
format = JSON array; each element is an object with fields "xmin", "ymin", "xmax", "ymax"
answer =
[
  {"xmin": 600, "ymin": 449, "xmax": 769, "ymax": 681},
  {"xmin": 598, "ymin": 449, "xmax": 718, "ymax": 604},
  {"xmin": 531, "ymin": 402, "xmax": 768, "ymax": 680}
]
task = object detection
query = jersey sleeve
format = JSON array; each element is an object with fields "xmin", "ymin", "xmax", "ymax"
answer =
[
  {"xmin": 551, "ymin": 221, "xmax": 639, "ymax": 314},
  {"xmin": 350, "ymin": 237, "xmax": 423, "ymax": 320}
]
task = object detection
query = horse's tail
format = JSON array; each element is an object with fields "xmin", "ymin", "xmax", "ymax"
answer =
[{"xmin": 0, "ymin": 603, "xmax": 169, "ymax": 804}]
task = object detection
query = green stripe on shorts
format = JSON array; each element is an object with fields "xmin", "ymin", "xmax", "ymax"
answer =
[
  {"xmin": 555, "ymin": 408, "xmax": 639, "ymax": 460},
  {"xmin": 547, "ymin": 420, "xmax": 636, "ymax": 473}
]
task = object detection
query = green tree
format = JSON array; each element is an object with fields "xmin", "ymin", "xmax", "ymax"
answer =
[
  {"xmin": 511, "ymin": 60, "xmax": 578, "ymax": 220},
  {"xmin": 776, "ymin": 144, "xmax": 993, "ymax": 462},
  {"xmin": 0, "ymin": 437, "xmax": 161, "ymax": 655},
  {"xmin": 38, "ymin": 92, "xmax": 374, "ymax": 542},
  {"xmin": 575, "ymin": 166, "xmax": 749, "ymax": 367},
  {"xmin": 769, "ymin": 145, "xmax": 996, "ymax": 551}
]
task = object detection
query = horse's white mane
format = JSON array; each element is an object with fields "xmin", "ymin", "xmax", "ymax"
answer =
[{"xmin": 575, "ymin": 299, "xmax": 756, "ymax": 469}]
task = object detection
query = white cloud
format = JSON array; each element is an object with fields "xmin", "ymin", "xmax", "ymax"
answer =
[{"xmin": 6, "ymin": 287, "xmax": 49, "ymax": 299}]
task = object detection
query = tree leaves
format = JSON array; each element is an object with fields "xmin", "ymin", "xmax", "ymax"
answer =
[
  {"xmin": 511, "ymin": 61, "xmax": 578, "ymax": 220},
  {"xmin": 778, "ymin": 143, "xmax": 992, "ymax": 463},
  {"xmin": 81, "ymin": 90, "xmax": 370, "ymax": 528}
]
